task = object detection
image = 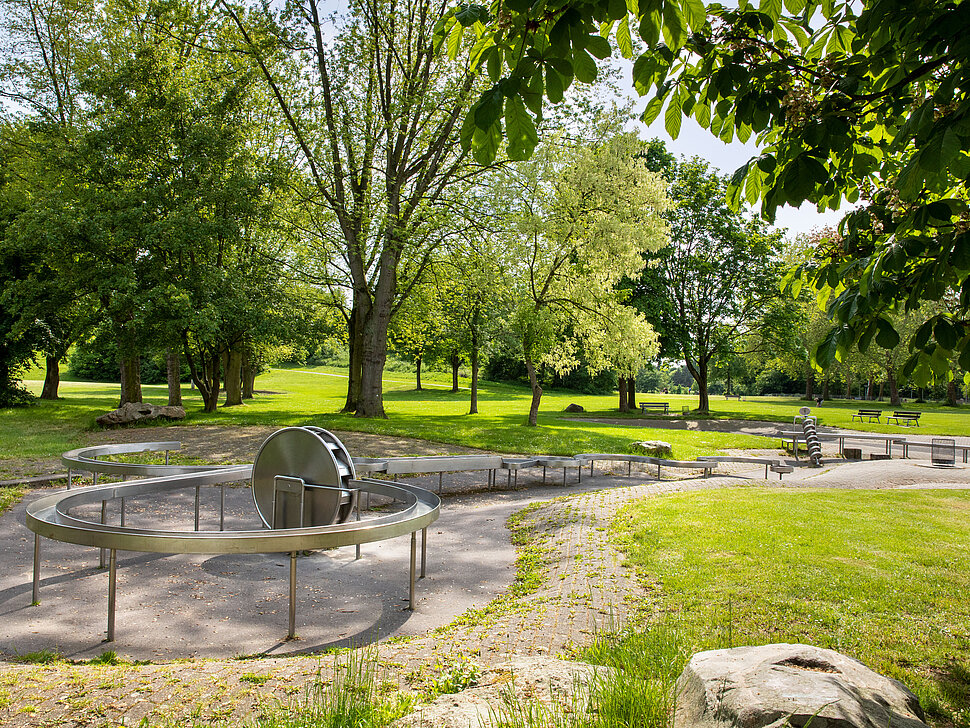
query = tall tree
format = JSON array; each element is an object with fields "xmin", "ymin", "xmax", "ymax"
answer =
[
  {"xmin": 444, "ymin": 0, "xmax": 970, "ymax": 386},
  {"xmin": 643, "ymin": 159, "xmax": 786, "ymax": 413},
  {"xmin": 493, "ymin": 129, "xmax": 668, "ymax": 425},
  {"xmin": 224, "ymin": 0, "xmax": 485, "ymax": 418}
]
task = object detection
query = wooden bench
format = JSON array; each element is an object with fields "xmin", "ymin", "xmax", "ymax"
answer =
[
  {"xmin": 887, "ymin": 410, "xmax": 921, "ymax": 426},
  {"xmin": 639, "ymin": 402, "xmax": 669, "ymax": 414},
  {"xmin": 724, "ymin": 393, "xmax": 742, "ymax": 400},
  {"xmin": 852, "ymin": 409, "xmax": 883, "ymax": 423}
]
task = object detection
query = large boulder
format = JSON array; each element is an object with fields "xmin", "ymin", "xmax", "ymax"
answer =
[
  {"xmin": 392, "ymin": 657, "xmax": 608, "ymax": 728},
  {"xmin": 630, "ymin": 440, "xmax": 673, "ymax": 456},
  {"xmin": 674, "ymin": 644, "xmax": 928, "ymax": 728},
  {"xmin": 564, "ymin": 403, "xmax": 585, "ymax": 413},
  {"xmin": 96, "ymin": 402, "xmax": 186, "ymax": 428}
]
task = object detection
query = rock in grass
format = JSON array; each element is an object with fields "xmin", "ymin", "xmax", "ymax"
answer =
[
  {"xmin": 674, "ymin": 643, "xmax": 928, "ymax": 728},
  {"xmin": 392, "ymin": 657, "xmax": 608, "ymax": 728},
  {"xmin": 630, "ymin": 440, "xmax": 672, "ymax": 456},
  {"xmin": 564, "ymin": 403, "xmax": 585, "ymax": 412},
  {"xmin": 96, "ymin": 402, "xmax": 186, "ymax": 427}
]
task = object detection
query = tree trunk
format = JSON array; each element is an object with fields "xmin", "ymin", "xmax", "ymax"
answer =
[
  {"xmin": 469, "ymin": 308, "xmax": 480, "ymax": 415},
  {"xmin": 40, "ymin": 355, "xmax": 60, "ymax": 400},
  {"xmin": 242, "ymin": 353, "xmax": 255, "ymax": 399},
  {"xmin": 119, "ymin": 355, "xmax": 142, "ymax": 406},
  {"xmin": 726, "ymin": 370, "xmax": 732, "ymax": 396},
  {"xmin": 524, "ymin": 354, "xmax": 542, "ymax": 426},
  {"xmin": 627, "ymin": 377, "xmax": 637, "ymax": 409},
  {"xmin": 844, "ymin": 369, "xmax": 852, "ymax": 399},
  {"xmin": 415, "ymin": 355, "xmax": 423, "ymax": 391},
  {"xmin": 355, "ymin": 302, "xmax": 391, "ymax": 419},
  {"xmin": 223, "ymin": 348, "xmax": 243, "ymax": 406},
  {"xmin": 887, "ymin": 370, "xmax": 901, "ymax": 406},
  {"xmin": 866, "ymin": 376, "xmax": 875, "ymax": 400},
  {"xmin": 166, "ymin": 348, "xmax": 183, "ymax": 406},
  {"xmin": 696, "ymin": 361, "xmax": 710, "ymax": 413},
  {"xmin": 619, "ymin": 377, "xmax": 629, "ymax": 412},
  {"xmin": 947, "ymin": 379, "xmax": 959, "ymax": 406},
  {"xmin": 451, "ymin": 353, "xmax": 460, "ymax": 393},
  {"xmin": 343, "ymin": 306, "xmax": 364, "ymax": 413},
  {"xmin": 804, "ymin": 367, "xmax": 815, "ymax": 400},
  {"xmin": 822, "ymin": 378, "xmax": 830, "ymax": 401},
  {"xmin": 878, "ymin": 380, "xmax": 884, "ymax": 400},
  {"xmin": 184, "ymin": 339, "xmax": 221, "ymax": 413}
]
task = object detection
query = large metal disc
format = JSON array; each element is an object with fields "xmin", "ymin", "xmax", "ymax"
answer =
[{"xmin": 252, "ymin": 427, "xmax": 349, "ymax": 529}]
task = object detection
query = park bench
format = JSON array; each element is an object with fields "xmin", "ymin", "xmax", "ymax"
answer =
[
  {"xmin": 724, "ymin": 393, "xmax": 742, "ymax": 400},
  {"xmin": 852, "ymin": 409, "xmax": 883, "ymax": 423},
  {"xmin": 887, "ymin": 410, "xmax": 921, "ymax": 426},
  {"xmin": 639, "ymin": 402, "xmax": 669, "ymax": 414}
]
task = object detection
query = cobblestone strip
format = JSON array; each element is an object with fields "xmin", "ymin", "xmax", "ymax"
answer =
[{"xmin": 0, "ymin": 474, "xmax": 745, "ymax": 727}]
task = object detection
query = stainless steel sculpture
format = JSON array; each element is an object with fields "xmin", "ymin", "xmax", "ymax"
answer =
[{"xmin": 29, "ymin": 428, "xmax": 440, "ymax": 642}]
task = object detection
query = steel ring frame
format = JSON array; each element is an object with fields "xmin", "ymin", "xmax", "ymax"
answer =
[{"xmin": 28, "ymin": 451, "xmax": 440, "ymax": 642}]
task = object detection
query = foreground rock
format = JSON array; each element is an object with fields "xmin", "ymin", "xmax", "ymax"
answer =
[
  {"xmin": 564, "ymin": 403, "xmax": 585, "ymax": 413},
  {"xmin": 96, "ymin": 402, "xmax": 186, "ymax": 427},
  {"xmin": 393, "ymin": 657, "xmax": 608, "ymax": 728},
  {"xmin": 675, "ymin": 644, "xmax": 928, "ymax": 728},
  {"xmin": 631, "ymin": 440, "xmax": 673, "ymax": 456}
]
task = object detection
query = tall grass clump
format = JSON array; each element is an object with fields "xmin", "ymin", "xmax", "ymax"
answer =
[
  {"xmin": 486, "ymin": 621, "xmax": 694, "ymax": 728},
  {"xmin": 250, "ymin": 648, "xmax": 413, "ymax": 728}
]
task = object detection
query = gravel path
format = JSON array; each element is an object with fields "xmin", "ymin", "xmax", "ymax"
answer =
[{"xmin": 0, "ymin": 432, "xmax": 968, "ymax": 726}]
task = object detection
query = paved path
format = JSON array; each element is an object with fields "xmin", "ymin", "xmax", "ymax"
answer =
[{"xmin": 1, "ymin": 458, "xmax": 968, "ymax": 726}]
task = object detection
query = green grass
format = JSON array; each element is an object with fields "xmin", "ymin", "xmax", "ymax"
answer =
[
  {"xmin": 574, "ymin": 392, "xmax": 970, "ymax": 434},
  {"xmin": 609, "ymin": 488, "xmax": 970, "ymax": 727},
  {"xmin": 4, "ymin": 365, "xmax": 771, "ymax": 464}
]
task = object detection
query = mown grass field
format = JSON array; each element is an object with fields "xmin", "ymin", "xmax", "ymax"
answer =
[
  {"xmin": 3, "ymin": 365, "xmax": 772, "ymax": 464},
  {"xmin": 609, "ymin": 488, "xmax": 970, "ymax": 727}
]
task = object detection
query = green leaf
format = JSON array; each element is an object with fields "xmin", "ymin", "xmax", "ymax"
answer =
[
  {"xmin": 456, "ymin": 4, "xmax": 485, "ymax": 26},
  {"xmin": 545, "ymin": 67, "xmax": 565, "ymax": 102},
  {"xmin": 814, "ymin": 328, "xmax": 839, "ymax": 369},
  {"xmin": 447, "ymin": 20, "xmax": 462, "ymax": 60},
  {"xmin": 664, "ymin": 93, "xmax": 683, "ymax": 139},
  {"xmin": 459, "ymin": 110, "xmax": 476, "ymax": 150},
  {"xmin": 473, "ymin": 87, "xmax": 504, "ymax": 130},
  {"xmin": 935, "ymin": 319, "xmax": 958, "ymax": 350},
  {"xmin": 759, "ymin": 0, "xmax": 783, "ymax": 21},
  {"xmin": 661, "ymin": 2, "xmax": 685, "ymax": 49},
  {"xmin": 682, "ymin": 0, "xmax": 706, "ymax": 30},
  {"xmin": 472, "ymin": 122, "xmax": 502, "ymax": 164},
  {"xmin": 914, "ymin": 320, "xmax": 934, "ymax": 350},
  {"xmin": 874, "ymin": 318, "xmax": 900, "ymax": 349},
  {"xmin": 616, "ymin": 16, "xmax": 633, "ymax": 58},
  {"xmin": 505, "ymin": 94, "xmax": 539, "ymax": 161},
  {"xmin": 641, "ymin": 95, "xmax": 665, "ymax": 125},
  {"xmin": 586, "ymin": 34, "xmax": 612, "ymax": 59},
  {"xmin": 573, "ymin": 49, "xmax": 598, "ymax": 83},
  {"xmin": 784, "ymin": 0, "xmax": 806, "ymax": 11}
]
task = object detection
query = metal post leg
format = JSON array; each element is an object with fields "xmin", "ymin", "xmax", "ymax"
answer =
[
  {"xmin": 438, "ymin": 472, "xmax": 443, "ymax": 494},
  {"xmin": 165, "ymin": 450, "xmax": 170, "ymax": 465},
  {"xmin": 562, "ymin": 468, "xmax": 566, "ymax": 487},
  {"xmin": 120, "ymin": 498, "xmax": 126, "ymax": 527},
  {"xmin": 542, "ymin": 466, "xmax": 546, "ymax": 485},
  {"xmin": 408, "ymin": 531, "xmax": 416, "ymax": 611},
  {"xmin": 107, "ymin": 549, "xmax": 117, "ymax": 642},
  {"xmin": 578, "ymin": 465, "xmax": 581, "ymax": 483},
  {"xmin": 31, "ymin": 534, "xmax": 40, "ymax": 605},
  {"xmin": 67, "ymin": 468, "xmax": 72, "ymax": 490},
  {"xmin": 507, "ymin": 470, "xmax": 511, "ymax": 487},
  {"xmin": 356, "ymin": 503, "xmax": 361, "ymax": 560},
  {"xmin": 220, "ymin": 485, "xmax": 225, "ymax": 531},
  {"xmin": 590, "ymin": 462, "xmax": 594, "ymax": 476},
  {"xmin": 194, "ymin": 485, "xmax": 201, "ymax": 531},
  {"xmin": 628, "ymin": 461, "xmax": 631, "ymax": 476},
  {"xmin": 421, "ymin": 527, "xmax": 427, "ymax": 578},
  {"xmin": 657, "ymin": 463, "xmax": 661, "ymax": 479},
  {"xmin": 99, "ymin": 501, "xmax": 107, "ymax": 568},
  {"xmin": 288, "ymin": 551, "xmax": 297, "ymax": 640}
]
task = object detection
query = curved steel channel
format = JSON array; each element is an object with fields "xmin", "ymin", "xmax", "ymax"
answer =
[{"xmin": 30, "ymin": 440, "xmax": 441, "ymax": 642}]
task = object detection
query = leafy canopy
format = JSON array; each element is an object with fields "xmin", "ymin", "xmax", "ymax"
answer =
[{"xmin": 444, "ymin": 0, "xmax": 970, "ymax": 385}]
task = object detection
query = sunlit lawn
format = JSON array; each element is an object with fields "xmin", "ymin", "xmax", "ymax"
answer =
[
  {"xmin": 5, "ymin": 363, "xmax": 968, "ymax": 465},
  {"xmin": 612, "ymin": 488, "xmax": 970, "ymax": 726},
  {"xmin": 5, "ymin": 365, "xmax": 768, "ymax": 461}
]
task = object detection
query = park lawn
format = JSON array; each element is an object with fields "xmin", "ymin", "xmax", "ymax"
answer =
[
  {"xmin": 610, "ymin": 488, "xmax": 970, "ymax": 726},
  {"xmin": 574, "ymin": 392, "xmax": 970, "ymax": 435},
  {"xmin": 2, "ymin": 365, "xmax": 768, "ymax": 463}
]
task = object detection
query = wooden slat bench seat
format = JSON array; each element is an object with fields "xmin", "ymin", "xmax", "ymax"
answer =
[
  {"xmin": 887, "ymin": 410, "xmax": 921, "ymax": 426},
  {"xmin": 639, "ymin": 402, "xmax": 670, "ymax": 414},
  {"xmin": 852, "ymin": 409, "xmax": 883, "ymax": 423}
]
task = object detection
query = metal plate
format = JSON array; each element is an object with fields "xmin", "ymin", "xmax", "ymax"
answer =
[{"xmin": 252, "ymin": 428, "xmax": 354, "ymax": 529}]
